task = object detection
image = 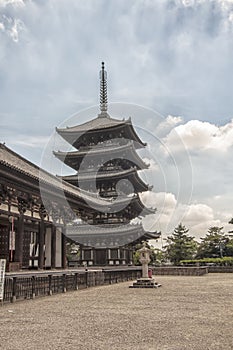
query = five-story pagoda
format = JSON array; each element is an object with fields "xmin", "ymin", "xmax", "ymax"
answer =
[{"xmin": 54, "ymin": 63, "xmax": 160, "ymax": 266}]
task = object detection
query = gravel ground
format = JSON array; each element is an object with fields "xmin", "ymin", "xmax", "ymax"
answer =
[{"xmin": 0, "ymin": 273, "xmax": 233, "ymax": 350}]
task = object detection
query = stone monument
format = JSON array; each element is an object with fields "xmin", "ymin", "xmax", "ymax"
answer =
[{"xmin": 130, "ymin": 243, "xmax": 161, "ymax": 288}]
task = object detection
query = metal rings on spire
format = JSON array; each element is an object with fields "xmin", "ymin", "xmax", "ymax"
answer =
[{"xmin": 99, "ymin": 62, "xmax": 108, "ymax": 116}]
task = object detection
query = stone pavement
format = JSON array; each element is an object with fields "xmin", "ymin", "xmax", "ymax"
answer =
[{"xmin": 1, "ymin": 273, "xmax": 233, "ymax": 350}]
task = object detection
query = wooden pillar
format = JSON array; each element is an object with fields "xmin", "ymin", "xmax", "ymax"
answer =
[
  {"xmin": 14, "ymin": 213, "xmax": 24, "ymax": 266},
  {"xmin": 38, "ymin": 219, "xmax": 45, "ymax": 269},
  {"xmin": 51, "ymin": 225, "xmax": 56, "ymax": 269},
  {"xmin": 62, "ymin": 227, "xmax": 67, "ymax": 269},
  {"xmin": 38, "ymin": 204, "xmax": 47, "ymax": 270}
]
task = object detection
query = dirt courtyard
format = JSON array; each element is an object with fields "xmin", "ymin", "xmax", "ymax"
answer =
[{"xmin": 0, "ymin": 273, "xmax": 232, "ymax": 350}]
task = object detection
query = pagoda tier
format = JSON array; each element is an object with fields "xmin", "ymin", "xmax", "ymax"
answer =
[
  {"xmin": 53, "ymin": 141, "xmax": 149, "ymax": 172},
  {"xmin": 66, "ymin": 223, "xmax": 160, "ymax": 248},
  {"xmin": 56, "ymin": 116, "xmax": 146, "ymax": 150},
  {"xmin": 74, "ymin": 194, "xmax": 155, "ymax": 224},
  {"xmin": 61, "ymin": 167, "xmax": 152, "ymax": 195}
]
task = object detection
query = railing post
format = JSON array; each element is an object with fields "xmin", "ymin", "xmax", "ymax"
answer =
[
  {"xmin": 85, "ymin": 271, "xmax": 88, "ymax": 288},
  {"xmin": 74, "ymin": 273, "xmax": 78, "ymax": 290},
  {"xmin": 63, "ymin": 274, "xmax": 67, "ymax": 293},
  {"xmin": 11, "ymin": 277, "xmax": 17, "ymax": 303},
  {"xmin": 31, "ymin": 276, "xmax": 35, "ymax": 299},
  {"xmin": 48, "ymin": 275, "xmax": 52, "ymax": 296}
]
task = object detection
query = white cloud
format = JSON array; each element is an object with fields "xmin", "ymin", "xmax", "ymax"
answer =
[
  {"xmin": 184, "ymin": 203, "xmax": 214, "ymax": 222},
  {"xmin": 164, "ymin": 119, "xmax": 233, "ymax": 152},
  {"xmin": 9, "ymin": 18, "xmax": 24, "ymax": 42},
  {"xmin": 155, "ymin": 115, "xmax": 183, "ymax": 137},
  {"xmin": 148, "ymin": 197, "xmax": 232, "ymax": 247},
  {"xmin": 0, "ymin": 0, "xmax": 25, "ymax": 7},
  {"xmin": 0, "ymin": 14, "xmax": 25, "ymax": 42},
  {"xmin": 141, "ymin": 191, "xmax": 177, "ymax": 212}
]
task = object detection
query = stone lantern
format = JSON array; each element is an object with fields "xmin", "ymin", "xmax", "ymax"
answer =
[
  {"xmin": 129, "ymin": 242, "xmax": 161, "ymax": 288},
  {"xmin": 139, "ymin": 243, "xmax": 151, "ymax": 278}
]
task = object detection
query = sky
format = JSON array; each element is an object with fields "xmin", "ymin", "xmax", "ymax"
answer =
[{"xmin": 1, "ymin": 0, "xmax": 233, "ymax": 244}]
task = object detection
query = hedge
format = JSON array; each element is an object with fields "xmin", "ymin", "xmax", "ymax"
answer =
[{"xmin": 180, "ymin": 257, "xmax": 233, "ymax": 266}]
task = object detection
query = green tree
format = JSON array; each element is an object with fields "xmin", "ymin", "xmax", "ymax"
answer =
[
  {"xmin": 165, "ymin": 223, "xmax": 197, "ymax": 265},
  {"xmin": 196, "ymin": 226, "xmax": 228, "ymax": 259},
  {"xmin": 66, "ymin": 242, "xmax": 80, "ymax": 261},
  {"xmin": 225, "ymin": 239, "xmax": 233, "ymax": 256},
  {"xmin": 226, "ymin": 218, "xmax": 233, "ymax": 256},
  {"xmin": 133, "ymin": 250, "xmax": 141, "ymax": 265},
  {"xmin": 153, "ymin": 248, "xmax": 167, "ymax": 265}
]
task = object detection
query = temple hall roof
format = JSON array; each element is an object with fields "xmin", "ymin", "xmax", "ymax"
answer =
[{"xmin": 0, "ymin": 143, "xmax": 115, "ymax": 208}]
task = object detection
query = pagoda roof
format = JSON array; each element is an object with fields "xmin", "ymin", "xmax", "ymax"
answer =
[
  {"xmin": 54, "ymin": 141, "xmax": 149, "ymax": 171},
  {"xmin": 61, "ymin": 167, "xmax": 151, "ymax": 192},
  {"xmin": 78, "ymin": 194, "xmax": 155, "ymax": 217},
  {"xmin": 66, "ymin": 222, "xmax": 160, "ymax": 248},
  {"xmin": 57, "ymin": 115, "xmax": 127, "ymax": 133},
  {"xmin": 128, "ymin": 195, "xmax": 155, "ymax": 216},
  {"xmin": 91, "ymin": 193, "xmax": 155, "ymax": 218},
  {"xmin": 128, "ymin": 231, "xmax": 161, "ymax": 246},
  {"xmin": 56, "ymin": 115, "xmax": 146, "ymax": 149}
]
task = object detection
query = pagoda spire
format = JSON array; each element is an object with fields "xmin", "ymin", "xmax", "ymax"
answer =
[{"xmin": 99, "ymin": 61, "xmax": 108, "ymax": 117}]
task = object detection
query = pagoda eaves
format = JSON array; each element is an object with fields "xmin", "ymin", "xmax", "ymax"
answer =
[
  {"xmin": 66, "ymin": 222, "xmax": 160, "ymax": 248},
  {"xmin": 56, "ymin": 116, "xmax": 146, "ymax": 150},
  {"xmin": 54, "ymin": 141, "xmax": 149, "ymax": 171},
  {"xmin": 61, "ymin": 167, "xmax": 151, "ymax": 193}
]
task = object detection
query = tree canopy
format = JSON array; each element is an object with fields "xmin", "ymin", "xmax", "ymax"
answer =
[
  {"xmin": 196, "ymin": 226, "xmax": 229, "ymax": 259},
  {"xmin": 165, "ymin": 223, "xmax": 197, "ymax": 265}
]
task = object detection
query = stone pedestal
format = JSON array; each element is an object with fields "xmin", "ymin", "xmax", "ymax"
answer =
[{"xmin": 129, "ymin": 278, "xmax": 161, "ymax": 288}]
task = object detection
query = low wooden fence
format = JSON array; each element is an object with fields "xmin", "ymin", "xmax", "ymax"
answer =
[{"xmin": 3, "ymin": 268, "xmax": 142, "ymax": 304}]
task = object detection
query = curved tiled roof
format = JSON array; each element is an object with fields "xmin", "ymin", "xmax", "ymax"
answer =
[
  {"xmin": 55, "ymin": 140, "xmax": 136, "ymax": 157},
  {"xmin": 61, "ymin": 168, "xmax": 150, "ymax": 195},
  {"xmin": 54, "ymin": 141, "xmax": 149, "ymax": 171},
  {"xmin": 61, "ymin": 167, "xmax": 138, "ymax": 180},
  {"xmin": 56, "ymin": 115, "xmax": 146, "ymax": 149},
  {"xmin": 57, "ymin": 115, "xmax": 129, "ymax": 133},
  {"xmin": 0, "ymin": 143, "xmax": 113, "ymax": 207}
]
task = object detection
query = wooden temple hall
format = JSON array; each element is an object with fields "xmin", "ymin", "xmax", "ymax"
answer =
[{"xmin": 0, "ymin": 62, "xmax": 160, "ymax": 271}]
